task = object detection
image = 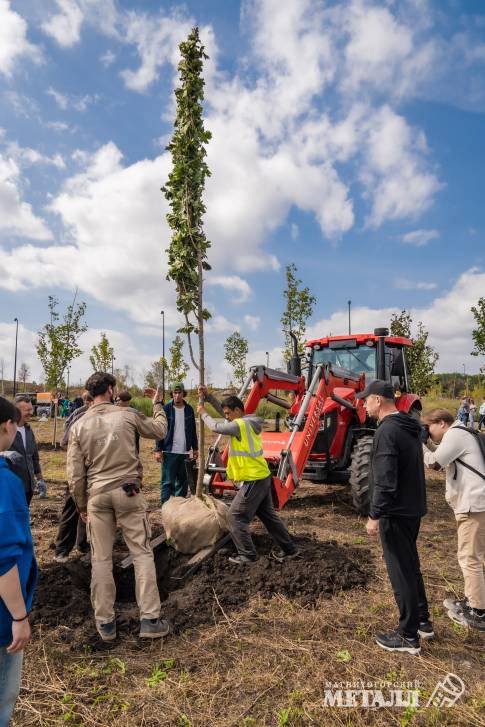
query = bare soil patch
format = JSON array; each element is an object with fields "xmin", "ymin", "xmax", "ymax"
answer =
[{"xmin": 30, "ymin": 532, "xmax": 372, "ymax": 649}]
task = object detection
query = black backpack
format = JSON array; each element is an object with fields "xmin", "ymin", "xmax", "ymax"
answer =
[{"xmin": 453, "ymin": 426, "xmax": 485, "ymax": 481}]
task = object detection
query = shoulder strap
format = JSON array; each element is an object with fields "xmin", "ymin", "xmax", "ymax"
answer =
[
  {"xmin": 454, "ymin": 425, "xmax": 476, "ymax": 435},
  {"xmin": 455, "ymin": 458, "xmax": 485, "ymax": 481}
]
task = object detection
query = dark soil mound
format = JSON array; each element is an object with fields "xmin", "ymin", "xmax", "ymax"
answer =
[
  {"xmin": 30, "ymin": 534, "xmax": 372, "ymax": 645},
  {"xmin": 163, "ymin": 534, "xmax": 372, "ymax": 633},
  {"xmin": 30, "ymin": 561, "xmax": 93, "ymax": 631}
]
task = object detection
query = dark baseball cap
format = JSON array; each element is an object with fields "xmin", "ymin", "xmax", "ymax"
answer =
[{"xmin": 355, "ymin": 380, "xmax": 395, "ymax": 400}]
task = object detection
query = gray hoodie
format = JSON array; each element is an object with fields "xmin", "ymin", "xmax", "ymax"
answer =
[{"xmin": 201, "ymin": 393, "xmax": 263, "ymax": 439}]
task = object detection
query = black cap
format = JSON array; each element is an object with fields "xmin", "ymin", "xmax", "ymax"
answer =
[{"xmin": 355, "ymin": 380, "xmax": 394, "ymax": 400}]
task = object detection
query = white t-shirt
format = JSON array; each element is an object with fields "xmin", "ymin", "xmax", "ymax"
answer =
[
  {"xmin": 17, "ymin": 426, "xmax": 27, "ymax": 449},
  {"xmin": 171, "ymin": 406, "xmax": 186, "ymax": 454}
]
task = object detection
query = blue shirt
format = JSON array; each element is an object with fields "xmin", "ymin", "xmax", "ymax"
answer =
[{"xmin": 0, "ymin": 457, "xmax": 38, "ymax": 647}]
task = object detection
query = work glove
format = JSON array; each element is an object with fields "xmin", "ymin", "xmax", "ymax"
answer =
[{"xmin": 37, "ymin": 479, "xmax": 47, "ymax": 498}]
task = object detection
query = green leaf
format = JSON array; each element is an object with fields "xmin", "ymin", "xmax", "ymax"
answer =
[{"xmin": 336, "ymin": 649, "xmax": 352, "ymax": 663}]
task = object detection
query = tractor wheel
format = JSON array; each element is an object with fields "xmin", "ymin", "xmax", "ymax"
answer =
[{"xmin": 349, "ymin": 435, "xmax": 374, "ymax": 516}]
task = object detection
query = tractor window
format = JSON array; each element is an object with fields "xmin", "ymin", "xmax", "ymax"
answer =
[
  {"xmin": 312, "ymin": 345, "xmax": 377, "ymax": 382},
  {"xmin": 385, "ymin": 345, "xmax": 409, "ymax": 392}
]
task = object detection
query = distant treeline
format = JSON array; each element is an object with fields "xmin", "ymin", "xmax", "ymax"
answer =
[{"xmin": 433, "ymin": 373, "xmax": 484, "ymax": 399}]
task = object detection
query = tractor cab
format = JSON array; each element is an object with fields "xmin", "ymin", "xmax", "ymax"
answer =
[{"xmin": 304, "ymin": 328, "xmax": 413, "ymax": 393}]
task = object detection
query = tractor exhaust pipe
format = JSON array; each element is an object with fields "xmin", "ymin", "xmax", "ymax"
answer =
[
  {"xmin": 374, "ymin": 327, "xmax": 388, "ymax": 381},
  {"xmin": 288, "ymin": 331, "xmax": 301, "ymax": 377}
]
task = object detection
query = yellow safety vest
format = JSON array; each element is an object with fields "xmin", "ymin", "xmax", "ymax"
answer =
[{"xmin": 227, "ymin": 418, "xmax": 270, "ymax": 482}]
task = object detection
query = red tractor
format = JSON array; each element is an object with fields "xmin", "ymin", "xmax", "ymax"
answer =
[{"xmin": 205, "ymin": 327, "xmax": 421, "ymax": 515}]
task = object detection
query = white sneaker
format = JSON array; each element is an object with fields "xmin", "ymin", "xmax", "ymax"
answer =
[{"xmin": 54, "ymin": 553, "xmax": 69, "ymax": 563}]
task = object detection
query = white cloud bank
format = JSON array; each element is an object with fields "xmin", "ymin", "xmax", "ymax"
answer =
[
  {"xmin": 0, "ymin": 0, "xmax": 41, "ymax": 76},
  {"xmin": 306, "ymin": 268, "xmax": 485, "ymax": 374},
  {"xmin": 1, "ymin": 0, "xmax": 484, "ymax": 378},
  {"xmin": 0, "ymin": 155, "xmax": 52, "ymax": 241}
]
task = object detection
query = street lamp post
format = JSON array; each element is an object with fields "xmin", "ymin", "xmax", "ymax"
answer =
[
  {"xmin": 348, "ymin": 300, "xmax": 351, "ymax": 335},
  {"xmin": 463, "ymin": 363, "xmax": 467, "ymax": 397},
  {"xmin": 13, "ymin": 318, "xmax": 19, "ymax": 398},
  {"xmin": 111, "ymin": 354, "xmax": 115, "ymax": 376},
  {"xmin": 161, "ymin": 310, "xmax": 165, "ymax": 402},
  {"xmin": 265, "ymin": 351, "xmax": 269, "ymax": 368}
]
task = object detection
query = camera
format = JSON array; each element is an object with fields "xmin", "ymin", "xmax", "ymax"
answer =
[{"xmin": 420, "ymin": 424, "xmax": 430, "ymax": 443}]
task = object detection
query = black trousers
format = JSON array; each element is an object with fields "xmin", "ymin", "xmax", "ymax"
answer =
[
  {"xmin": 55, "ymin": 493, "xmax": 88, "ymax": 556},
  {"xmin": 228, "ymin": 475, "xmax": 296, "ymax": 560},
  {"xmin": 379, "ymin": 516, "xmax": 430, "ymax": 639}
]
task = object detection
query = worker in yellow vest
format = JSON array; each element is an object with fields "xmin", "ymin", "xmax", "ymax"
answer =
[{"xmin": 198, "ymin": 389, "xmax": 298, "ymax": 565}]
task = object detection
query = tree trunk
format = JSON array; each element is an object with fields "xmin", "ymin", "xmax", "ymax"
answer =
[
  {"xmin": 52, "ymin": 397, "xmax": 58, "ymax": 449},
  {"xmin": 196, "ymin": 252, "xmax": 205, "ymax": 499}
]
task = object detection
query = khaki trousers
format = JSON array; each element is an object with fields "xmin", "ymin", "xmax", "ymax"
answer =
[
  {"xmin": 87, "ymin": 488, "xmax": 161, "ymax": 625},
  {"xmin": 456, "ymin": 511, "xmax": 485, "ymax": 610}
]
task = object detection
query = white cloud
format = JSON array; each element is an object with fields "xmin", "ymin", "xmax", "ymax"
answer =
[
  {"xmin": 0, "ymin": 321, "xmax": 160, "ymax": 387},
  {"xmin": 401, "ymin": 228, "xmax": 439, "ymax": 247},
  {"xmin": 361, "ymin": 105, "xmax": 442, "ymax": 227},
  {"xmin": 4, "ymin": 92, "xmax": 40, "ymax": 119},
  {"xmin": 205, "ymin": 314, "xmax": 238, "ymax": 334},
  {"xmin": 207, "ymin": 275, "xmax": 252, "ymax": 303},
  {"xmin": 5, "ymin": 141, "xmax": 65, "ymax": 170},
  {"xmin": 119, "ymin": 10, "xmax": 193, "ymax": 92},
  {"xmin": 0, "ymin": 155, "xmax": 52, "ymax": 241},
  {"xmin": 248, "ymin": 345, "xmax": 284, "ymax": 372},
  {"xmin": 394, "ymin": 278, "xmax": 437, "ymax": 291},
  {"xmin": 339, "ymin": 1, "xmax": 437, "ymax": 100},
  {"xmin": 47, "ymin": 86, "xmax": 98, "ymax": 112},
  {"xmin": 0, "ymin": 0, "xmax": 41, "ymax": 76},
  {"xmin": 100, "ymin": 49, "xmax": 116, "ymax": 67},
  {"xmin": 307, "ymin": 267, "xmax": 485, "ymax": 373},
  {"xmin": 0, "ymin": 321, "xmax": 38, "ymax": 382},
  {"xmin": 45, "ymin": 120, "xmax": 70, "ymax": 132},
  {"xmin": 244, "ymin": 315, "xmax": 260, "ymax": 331},
  {"xmin": 41, "ymin": 0, "xmax": 84, "ymax": 48}
]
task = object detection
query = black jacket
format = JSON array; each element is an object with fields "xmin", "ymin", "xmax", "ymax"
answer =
[
  {"xmin": 369, "ymin": 412, "xmax": 427, "ymax": 519},
  {"xmin": 9, "ymin": 425, "xmax": 41, "ymax": 495}
]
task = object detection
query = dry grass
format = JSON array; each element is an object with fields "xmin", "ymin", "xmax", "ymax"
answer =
[{"xmin": 12, "ymin": 421, "xmax": 485, "ymax": 726}]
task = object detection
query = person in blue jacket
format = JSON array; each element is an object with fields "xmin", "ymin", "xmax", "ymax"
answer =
[
  {"xmin": 0, "ymin": 397, "xmax": 38, "ymax": 726},
  {"xmin": 154, "ymin": 384, "xmax": 198, "ymax": 504}
]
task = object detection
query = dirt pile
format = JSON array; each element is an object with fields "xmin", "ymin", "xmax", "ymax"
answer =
[
  {"xmin": 30, "ymin": 534, "xmax": 372, "ymax": 646},
  {"xmin": 163, "ymin": 534, "xmax": 372, "ymax": 632}
]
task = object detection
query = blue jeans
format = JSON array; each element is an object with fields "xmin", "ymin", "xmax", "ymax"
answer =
[
  {"xmin": 0, "ymin": 648, "xmax": 23, "ymax": 727},
  {"xmin": 160, "ymin": 453, "xmax": 188, "ymax": 504}
]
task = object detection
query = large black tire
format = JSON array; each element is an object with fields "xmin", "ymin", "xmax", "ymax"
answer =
[{"xmin": 349, "ymin": 435, "xmax": 374, "ymax": 516}]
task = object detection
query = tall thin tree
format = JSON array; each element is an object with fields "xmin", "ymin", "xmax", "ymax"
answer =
[
  {"xmin": 162, "ymin": 27, "xmax": 212, "ymax": 497},
  {"xmin": 36, "ymin": 293, "xmax": 87, "ymax": 445},
  {"xmin": 89, "ymin": 333, "xmax": 114, "ymax": 372},
  {"xmin": 281, "ymin": 263, "xmax": 316, "ymax": 361}
]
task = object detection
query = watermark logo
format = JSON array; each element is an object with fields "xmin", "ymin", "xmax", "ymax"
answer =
[
  {"xmin": 322, "ymin": 673, "xmax": 465, "ymax": 709},
  {"xmin": 323, "ymin": 680, "xmax": 420, "ymax": 708},
  {"xmin": 426, "ymin": 673, "xmax": 465, "ymax": 708}
]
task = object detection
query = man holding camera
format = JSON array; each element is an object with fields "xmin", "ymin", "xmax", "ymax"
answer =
[
  {"xmin": 422, "ymin": 408, "xmax": 485, "ymax": 631},
  {"xmin": 68, "ymin": 372, "xmax": 168, "ymax": 642}
]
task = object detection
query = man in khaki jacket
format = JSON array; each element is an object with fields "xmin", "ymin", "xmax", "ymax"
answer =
[{"xmin": 68, "ymin": 372, "xmax": 168, "ymax": 642}]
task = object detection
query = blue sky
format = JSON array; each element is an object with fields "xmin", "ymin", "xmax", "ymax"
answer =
[{"xmin": 0, "ymin": 0, "xmax": 484, "ymax": 387}]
